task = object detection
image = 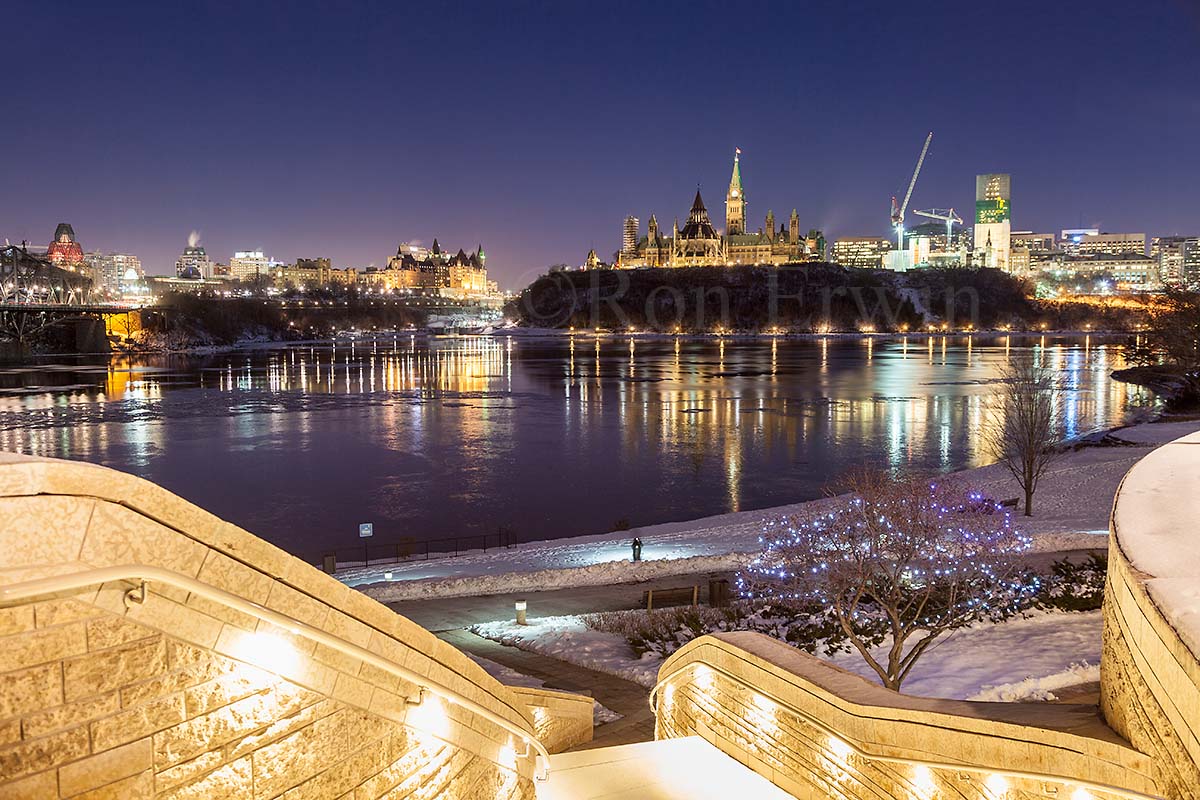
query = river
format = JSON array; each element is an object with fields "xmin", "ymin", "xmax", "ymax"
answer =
[{"xmin": 0, "ymin": 333, "xmax": 1155, "ymax": 561}]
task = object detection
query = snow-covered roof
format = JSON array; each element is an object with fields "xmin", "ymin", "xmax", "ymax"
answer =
[{"xmin": 1112, "ymin": 430, "xmax": 1200, "ymax": 657}]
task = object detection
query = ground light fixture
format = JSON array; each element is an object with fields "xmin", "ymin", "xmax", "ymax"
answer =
[{"xmin": 515, "ymin": 599, "xmax": 528, "ymax": 625}]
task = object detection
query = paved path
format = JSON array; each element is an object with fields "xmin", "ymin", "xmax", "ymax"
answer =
[
  {"xmin": 388, "ymin": 547, "xmax": 1104, "ymax": 632},
  {"xmin": 389, "ymin": 572, "xmax": 731, "ymax": 632},
  {"xmin": 439, "ymin": 630, "xmax": 656, "ymax": 749}
]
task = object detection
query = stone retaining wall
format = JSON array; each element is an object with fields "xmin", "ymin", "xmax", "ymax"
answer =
[
  {"xmin": 1101, "ymin": 435, "xmax": 1200, "ymax": 799},
  {"xmin": 0, "ymin": 455, "xmax": 589, "ymax": 798},
  {"xmin": 655, "ymin": 632, "xmax": 1157, "ymax": 800}
]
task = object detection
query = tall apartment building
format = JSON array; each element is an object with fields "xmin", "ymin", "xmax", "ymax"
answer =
[
  {"xmin": 1184, "ymin": 240, "xmax": 1200, "ymax": 288},
  {"xmin": 973, "ymin": 174, "xmax": 1011, "ymax": 271},
  {"xmin": 832, "ymin": 237, "xmax": 892, "ymax": 269},
  {"xmin": 1152, "ymin": 237, "xmax": 1192, "ymax": 286},
  {"xmin": 83, "ymin": 252, "xmax": 142, "ymax": 291}
]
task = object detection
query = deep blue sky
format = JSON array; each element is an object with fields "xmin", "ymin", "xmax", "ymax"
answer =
[{"xmin": 4, "ymin": 1, "xmax": 1199, "ymax": 288}]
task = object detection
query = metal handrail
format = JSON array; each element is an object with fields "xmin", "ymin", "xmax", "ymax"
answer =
[
  {"xmin": 649, "ymin": 656, "xmax": 1162, "ymax": 800},
  {"xmin": 0, "ymin": 565, "xmax": 550, "ymax": 780}
]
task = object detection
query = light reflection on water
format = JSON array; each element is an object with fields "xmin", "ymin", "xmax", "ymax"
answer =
[{"xmin": 0, "ymin": 334, "xmax": 1154, "ymax": 558}]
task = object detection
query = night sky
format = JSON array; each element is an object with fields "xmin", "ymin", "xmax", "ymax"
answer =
[{"xmin": 4, "ymin": 1, "xmax": 1198, "ymax": 288}]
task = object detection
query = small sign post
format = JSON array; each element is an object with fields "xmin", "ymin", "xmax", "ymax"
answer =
[{"xmin": 359, "ymin": 522, "xmax": 373, "ymax": 567}]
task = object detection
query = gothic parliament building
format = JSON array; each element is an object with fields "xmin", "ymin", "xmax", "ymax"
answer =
[{"xmin": 610, "ymin": 151, "xmax": 826, "ymax": 269}]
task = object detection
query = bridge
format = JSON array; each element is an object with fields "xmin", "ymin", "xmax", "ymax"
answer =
[{"xmin": 0, "ymin": 245, "xmax": 163, "ymax": 345}]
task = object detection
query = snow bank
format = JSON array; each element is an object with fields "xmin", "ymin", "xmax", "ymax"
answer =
[
  {"xmin": 968, "ymin": 662, "xmax": 1100, "ymax": 702},
  {"xmin": 358, "ymin": 553, "xmax": 749, "ymax": 602}
]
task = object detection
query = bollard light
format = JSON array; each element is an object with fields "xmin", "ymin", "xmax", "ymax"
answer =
[
  {"xmin": 515, "ymin": 600, "xmax": 527, "ymax": 626},
  {"xmin": 383, "ymin": 571, "xmax": 393, "ymax": 580}
]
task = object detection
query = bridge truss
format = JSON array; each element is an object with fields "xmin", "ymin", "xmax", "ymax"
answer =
[{"xmin": 0, "ymin": 245, "xmax": 98, "ymax": 343}]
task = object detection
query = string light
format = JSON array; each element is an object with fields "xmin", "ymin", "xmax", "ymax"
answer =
[{"xmin": 735, "ymin": 479, "xmax": 1039, "ymax": 675}]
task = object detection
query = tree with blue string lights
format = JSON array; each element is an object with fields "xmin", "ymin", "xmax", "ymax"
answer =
[{"xmin": 736, "ymin": 467, "xmax": 1040, "ymax": 691}]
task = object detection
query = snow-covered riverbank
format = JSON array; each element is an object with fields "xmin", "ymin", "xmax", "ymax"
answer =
[
  {"xmin": 342, "ymin": 419, "xmax": 1200, "ymax": 603},
  {"xmin": 469, "ymin": 609, "xmax": 1103, "ymax": 702}
]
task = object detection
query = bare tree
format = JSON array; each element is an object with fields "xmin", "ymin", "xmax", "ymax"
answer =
[
  {"xmin": 986, "ymin": 360, "xmax": 1062, "ymax": 517},
  {"xmin": 737, "ymin": 468, "xmax": 1036, "ymax": 691},
  {"xmin": 1126, "ymin": 286, "xmax": 1200, "ymax": 367}
]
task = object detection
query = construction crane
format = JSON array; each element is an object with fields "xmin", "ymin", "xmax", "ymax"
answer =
[
  {"xmin": 890, "ymin": 131, "xmax": 933, "ymax": 252},
  {"xmin": 912, "ymin": 207, "xmax": 963, "ymax": 253}
]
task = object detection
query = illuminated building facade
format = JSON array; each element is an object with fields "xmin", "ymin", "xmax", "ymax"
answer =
[
  {"xmin": 1040, "ymin": 253, "xmax": 1161, "ymax": 291},
  {"xmin": 832, "ymin": 237, "xmax": 892, "ymax": 268},
  {"xmin": 176, "ymin": 243, "xmax": 214, "ymax": 280},
  {"xmin": 360, "ymin": 239, "xmax": 492, "ymax": 297},
  {"xmin": 1059, "ymin": 228, "xmax": 1100, "ymax": 256},
  {"xmin": 972, "ymin": 174, "xmax": 1011, "ymax": 271},
  {"xmin": 1185, "ymin": 240, "xmax": 1200, "ymax": 288},
  {"xmin": 229, "ymin": 250, "xmax": 276, "ymax": 282},
  {"xmin": 617, "ymin": 152, "xmax": 823, "ymax": 268},
  {"xmin": 1076, "ymin": 232, "xmax": 1147, "ymax": 257},
  {"xmin": 1010, "ymin": 231, "xmax": 1056, "ymax": 253},
  {"xmin": 271, "ymin": 257, "xmax": 358, "ymax": 288},
  {"xmin": 1153, "ymin": 236, "xmax": 1200, "ymax": 287},
  {"xmin": 46, "ymin": 223, "xmax": 85, "ymax": 268},
  {"xmin": 83, "ymin": 252, "xmax": 142, "ymax": 292}
]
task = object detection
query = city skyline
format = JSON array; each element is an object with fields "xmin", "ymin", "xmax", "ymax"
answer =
[{"xmin": 3, "ymin": 1, "xmax": 1198, "ymax": 289}]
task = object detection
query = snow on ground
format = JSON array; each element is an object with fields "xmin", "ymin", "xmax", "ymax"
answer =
[
  {"xmin": 342, "ymin": 419, "xmax": 1200, "ymax": 603},
  {"xmin": 471, "ymin": 617, "xmax": 662, "ymax": 689},
  {"xmin": 471, "ymin": 610, "xmax": 1104, "ymax": 703},
  {"xmin": 464, "ymin": 653, "xmax": 622, "ymax": 725},
  {"xmin": 968, "ymin": 662, "xmax": 1100, "ymax": 702}
]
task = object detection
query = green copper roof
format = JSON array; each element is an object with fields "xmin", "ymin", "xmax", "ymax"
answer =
[{"xmin": 729, "ymin": 150, "xmax": 742, "ymax": 192}]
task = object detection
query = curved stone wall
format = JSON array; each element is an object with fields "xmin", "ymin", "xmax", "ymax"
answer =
[
  {"xmin": 1102, "ymin": 433, "xmax": 1200, "ymax": 798},
  {"xmin": 0, "ymin": 454, "xmax": 589, "ymax": 798},
  {"xmin": 655, "ymin": 632, "xmax": 1157, "ymax": 799}
]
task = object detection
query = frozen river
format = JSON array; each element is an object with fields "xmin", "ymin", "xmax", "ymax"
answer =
[{"xmin": 0, "ymin": 333, "xmax": 1154, "ymax": 560}]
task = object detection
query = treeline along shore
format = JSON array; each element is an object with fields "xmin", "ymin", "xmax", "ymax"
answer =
[{"xmin": 508, "ymin": 264, "xmax": 1149, "ymax": 333}]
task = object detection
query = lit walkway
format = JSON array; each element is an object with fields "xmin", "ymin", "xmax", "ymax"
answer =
[
  {"xmin": 535, "ymin": 737, "xmax": 797, "ymax": 800},
  {"xmin": 391, "ymin": 572, "xmax": 730, "ymax": 631}
]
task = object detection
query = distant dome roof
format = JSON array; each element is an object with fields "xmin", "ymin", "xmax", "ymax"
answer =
[{"xmin": 122, "ymin": 267, "xmax": 139, "ymax": 281}]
